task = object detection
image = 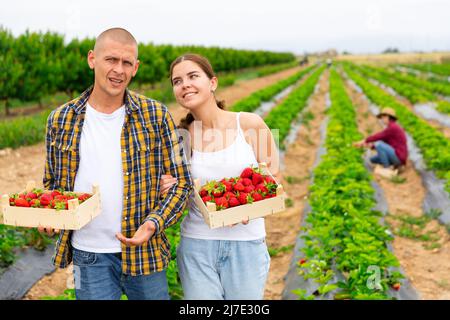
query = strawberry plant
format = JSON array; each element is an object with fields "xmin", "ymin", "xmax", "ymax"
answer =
[
  {"xmin": 343, "ymin": 63, "xmax": 450, "ymax": 193},
  {"xmin": 231, "ymin": 65, "xmax": 316, "ymax": 112},
  {"xmin": 295, "ymin": 69, "xmax": 404, "ymax": 300}
]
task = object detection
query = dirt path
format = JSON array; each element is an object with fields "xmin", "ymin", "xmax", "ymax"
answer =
[
  {"xmin": 263, "ymin": 70, "xmax": 329, "ymax": 299},
  {"xmin": 345, "ymin": 78, "xmax": 450, "ymax": 300},
  {"xmin": 1, "ymin": 66, "xmax": 304, "ymax": 300}
]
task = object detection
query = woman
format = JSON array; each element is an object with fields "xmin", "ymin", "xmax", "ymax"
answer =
[
  {"xmin": 354, "ymin": 107, "xmax": 408, "ymax": 169},
  {"xmin": 161, "ymin": 53, "xmax": 280, "ymax": 300}
]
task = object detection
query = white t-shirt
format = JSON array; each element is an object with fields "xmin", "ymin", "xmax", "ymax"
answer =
[{"xmin": 71, "ymin": 102, "xmax": 125, "ymax": 253}]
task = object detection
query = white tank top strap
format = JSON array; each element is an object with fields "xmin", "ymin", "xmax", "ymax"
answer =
[{"xmin": 236, "ymin": 112, "xmax": 245, "ymax": 139}]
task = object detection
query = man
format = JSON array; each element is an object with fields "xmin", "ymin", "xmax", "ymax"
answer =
[
  {"xmin": 354, "ymin": 107, "xmax": 408, "ymax": 171},
  {"xmin": 39, "ymin": 28, "xmax": 193, "ymax": 300}
]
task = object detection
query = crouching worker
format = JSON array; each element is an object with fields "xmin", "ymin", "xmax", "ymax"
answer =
[{"xmin": 354, "ymin": 107, "xmax": 408, "ymax": 171}]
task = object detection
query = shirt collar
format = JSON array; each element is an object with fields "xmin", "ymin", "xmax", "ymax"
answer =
[{"xmin": 72, "ymin": 86, "xmax": 140, "ymax": 115}]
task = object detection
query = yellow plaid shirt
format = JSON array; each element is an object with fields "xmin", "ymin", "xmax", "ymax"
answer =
[{"xmin": 44, "ymin": 86, "xmax": 193, "ymax": 276}]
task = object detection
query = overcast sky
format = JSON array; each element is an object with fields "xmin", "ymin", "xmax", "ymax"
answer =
[{"xmin": 1, "ymin": 0, "xmax": 449, "ymax": 54}]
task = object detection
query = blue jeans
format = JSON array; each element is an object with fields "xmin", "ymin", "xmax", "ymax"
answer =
[
  {"xmin": 370, "ymin": 141, "xmax": 401, "ymax": 168},
  {"xmin": 176, "ymin": 236, "xmax": 270, "ymax": 300},
  {"xmin": 72, "ymin": 247, "xmax": 170, "ymax": 300}
]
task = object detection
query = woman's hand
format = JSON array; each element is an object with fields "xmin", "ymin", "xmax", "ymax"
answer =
[
  {"xmin": 353, "ymin": 140, "xmax": 366, "ymax": 148},
  {"xmin": 160, "ymin": 174, "xmax": 177, "ymax": 195},
  {"xmin": 229, "ymin": 217, "xmax": 250, "ymax": 227}
]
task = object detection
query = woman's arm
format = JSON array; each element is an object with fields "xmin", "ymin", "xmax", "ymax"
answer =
[{"xmin": 240, "ymin": 112, "xmax": 282, "ymax": 183}]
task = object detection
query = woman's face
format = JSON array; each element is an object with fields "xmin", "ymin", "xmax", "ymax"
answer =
[{"xmin": 171, "ymin": 60, "xmax": 217, "ymax": 111}]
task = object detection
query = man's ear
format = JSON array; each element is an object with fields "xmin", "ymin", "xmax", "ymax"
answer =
[
  {"xmin": 132, "ymin": 59, "xmax": 140, "ymax": 77},
  {"xmin": 87, "ymin": 50, "xmax": 95, "ymax": 70}
]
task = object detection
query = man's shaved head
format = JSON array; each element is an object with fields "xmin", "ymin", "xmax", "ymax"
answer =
[{"xmin": 94, "ymin": 28, "xmax": 138, "ymax": 58}]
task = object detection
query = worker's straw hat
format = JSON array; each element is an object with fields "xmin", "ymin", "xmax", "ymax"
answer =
[{"xmin": 377, "ymin": 107, "xmax": 397, "ymax": 120}]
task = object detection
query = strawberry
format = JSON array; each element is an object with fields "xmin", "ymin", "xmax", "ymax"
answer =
[
  {"xmin": 392, "ymin": 283, "xmax": 401, "ymax": 291},
  {"xmin": 199, "ymin": 188, "xmax": 209, "ymax": 197},
  {"xmin": 223, "ymin": 191, "xmax": 236, "ymax": 200},
  {"xmin": 14, "ymin": 198, "xmax": 30, "ymax": 207},
  {"xmin": 233, "ymin": 182, "xmax": 245, "ymax": 192},
  {"xmin": 51, "ymin": 190, "xmax": 62, "ymax": 198},
  {"xmin": 238, "ymin": 192, "xmax": 253, "ymax": 205},
  {"xmin": 18, "ymin": 193, "xmax": 27, "ymax": 200},
  {"xmin": 39, "ymin": 193, "xmax": 53, "ymax": 206},
  {"xmin": 228, "ymin": 197, "xmax": 240, "ymax": 207},
  {"xmin": 298, "ymin": 258, "xmax": 307, "ymax": 265},
  {"xmin": 240, "ymin": 167, "xmax": 253, "ymax": 179},
  {"xmin": 252, "ymin": 192, "xmax": 263, "ymax": 202},
  {"xmin": 255, "ymin": 183, "xmax": 269, "ymax": 195},
  {"xmin": 30, "ymin": 199, "xmax": 41, "ymax": 208},
  {"xmin": 214, "ymin": 197, "xmax": 228, "ymax": 210},
  {"xmin": 26, "ymin": 192, "xmax": 38, "ymax": 200},
  {"xmin": 264, "ymin": 176, "xmax": 276, "ymax": 184},
  {"xmin": 243, "ymin": 185, "xmax": 255, "ymax": 193},
  {"xmin": 54, "ymin": 195, "xmax": 68, "ymax": 201},
  {"xmin": 222, "ymin": 181, "xmax": 233, "ymax": 192},
  {"xmin": 212, "ymin": 190, "xmax": 224, "ymax": 198},
  {"xmin": 241, "ymin": 178, "xmax": 252, "ymax": 186},
  {"xmin": 252, "ymin": 172, "xmax": 264, "ymax": 185},
  {"xmin": 202, "ymin": 195, "xmax": 212, "ymax": 203},
  {"xmin": 77, "ymin": 193, "xmax": 91, "ymax": 203}
]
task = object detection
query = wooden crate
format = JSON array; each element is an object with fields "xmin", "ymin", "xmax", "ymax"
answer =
[
  {"xmin": 193, "ymin": 163, "xmax": 286, "ymax": 229},
  {"xmin": 0, "ymin": 181, "xmax": 101, "ymax": 230}
]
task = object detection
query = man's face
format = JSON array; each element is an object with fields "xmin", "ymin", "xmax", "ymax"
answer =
[{"xmin": 88, "ymin": 37, "xmax": 139, "ymax": 98}]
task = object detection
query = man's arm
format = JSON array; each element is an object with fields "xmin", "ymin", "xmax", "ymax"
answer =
[
  {"xmin": 365, "ymin": 126, "xmax": 391, "ymax": 143},
  {"xmin": 142, "ymin": 107, "xmax": 193, "ymax": 235},
  {"xmin": 43, "ymin": 111, "xmax": 56, "ymax": 190}
]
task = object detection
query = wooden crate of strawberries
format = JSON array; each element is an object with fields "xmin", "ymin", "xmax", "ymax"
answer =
[
  {"xmin": 193, "ymin": 163, "xmax": 286, "ymax": 229},
  {"xmin": 0, "ymin": 181, "xmax": 101, "ymax": 230}
]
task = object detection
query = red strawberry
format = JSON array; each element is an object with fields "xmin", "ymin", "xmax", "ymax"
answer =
[
  {"xmin": 202, "ymin": 195, "xmax": 212, "ymax": 203},
  {"xmin": 233, "ymin": 182, "xmax": 245, "ymax": 192},
  {"xmin": 228, "ymin": 197, "xmax": 240, "ymax": 207},
  {"xmin": 392, "ymin": 283, "xmax": 401, "ymax": 291},
  {"xmin": 212, "ymin": 190, "xmax": 224, "ymax": 198},
  {"xmin": 223, "ymin": 181, "xmax": 233, "ymax": 192},
  {"xmin": 223, "ymin": 191, "xmax": 236, "ymax": 200},
  {"xmin": 252, "ymin": 192, "xmax": 263, "ymax": 202},
  {"xmin": 243, "ymin": 185, "xmax": 255, "ymax": 193},
  {"xmin": 54, "ymin": 195, "xmax": 68, "ymax": 201},
  {"xmin": 199, "ymin": 188, "xmax": 209, "ymax": 197},
  {"xmin": 26, "ymin": 192, "xmax": 38, "ymax": 200},
  {"xmin": 14, "ymin": 198, "xmax": 30, "ymax": 207},
  {"xmin": 242, "ymin": 178, "xmax": 252, "ymax": 186},
  {"xmin": 238, "ymin": 192, "xmax": 253, "ymax": 205},
  {"xmin": 51, "ymin": 190, "xmax": 62, "ymax": 198},
  {"xmin": 298, "ymin": 258, "xmax": 307, "ymax": 265},
  {"xmin": 77, "ymin": 193, "xmax": 91, "ymax": 203},
  {"xmin": 39, "ymin": 193, "xmax": 53, "ymax": 206},
  {"xmin": 264, "ymin": 176, "xmax": 276, "ymax": 184},
  {"xmin": 19, "ymin": 193, "xmax": 27, "ymax": 200},
  {"xmin": 252, "ymin": 172, "xmax": 263, "ymax": 185},
  {"xmin": 255, "ymin": 184, "xmax": 269, "ymax": 195},
  {"xmin": 240, "ymin": 167, "xmax": 253, "ymax": 179},
  {"xmin": 214, "ymin": 197, "xmax": 229, "ymax": 210},
  {"xmin": 30, "ymin": 199, "xmax": 41, "ymax": 208}
]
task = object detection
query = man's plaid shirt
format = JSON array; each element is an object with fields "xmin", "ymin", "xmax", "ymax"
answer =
[{"xmin": 44, "ymin": 86, "xmax": 193, "ymax": 276}]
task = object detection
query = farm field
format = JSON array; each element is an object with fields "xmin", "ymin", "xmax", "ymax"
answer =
[{"xmin": 0, "ymin": 28, "xmax": 450, "ymax": 301}]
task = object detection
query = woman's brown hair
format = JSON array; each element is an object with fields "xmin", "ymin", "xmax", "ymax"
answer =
[{"xmin": 169, "ymin": 53, "xmax": 226, "ymax": 130}]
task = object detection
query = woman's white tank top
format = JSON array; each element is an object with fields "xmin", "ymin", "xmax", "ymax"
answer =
[{"xmin": 181, "ymin": 112, "xmax": 266, "ymax": 240}]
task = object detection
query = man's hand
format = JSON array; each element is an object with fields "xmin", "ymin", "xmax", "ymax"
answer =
[
  {"xmin": 161, "ymin": 174, "xmax": 177, "ymax": 195},
  {"xmin": 353, "ymin": 140, "xmax": 367, "ymax": 148},
  {"xmin": 37, "ymin": 226, "xmax": 60, "ymax": 237},
  {"xmin": 116, "ymin": 220, "xmax": 156, "ymax": 246}
]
